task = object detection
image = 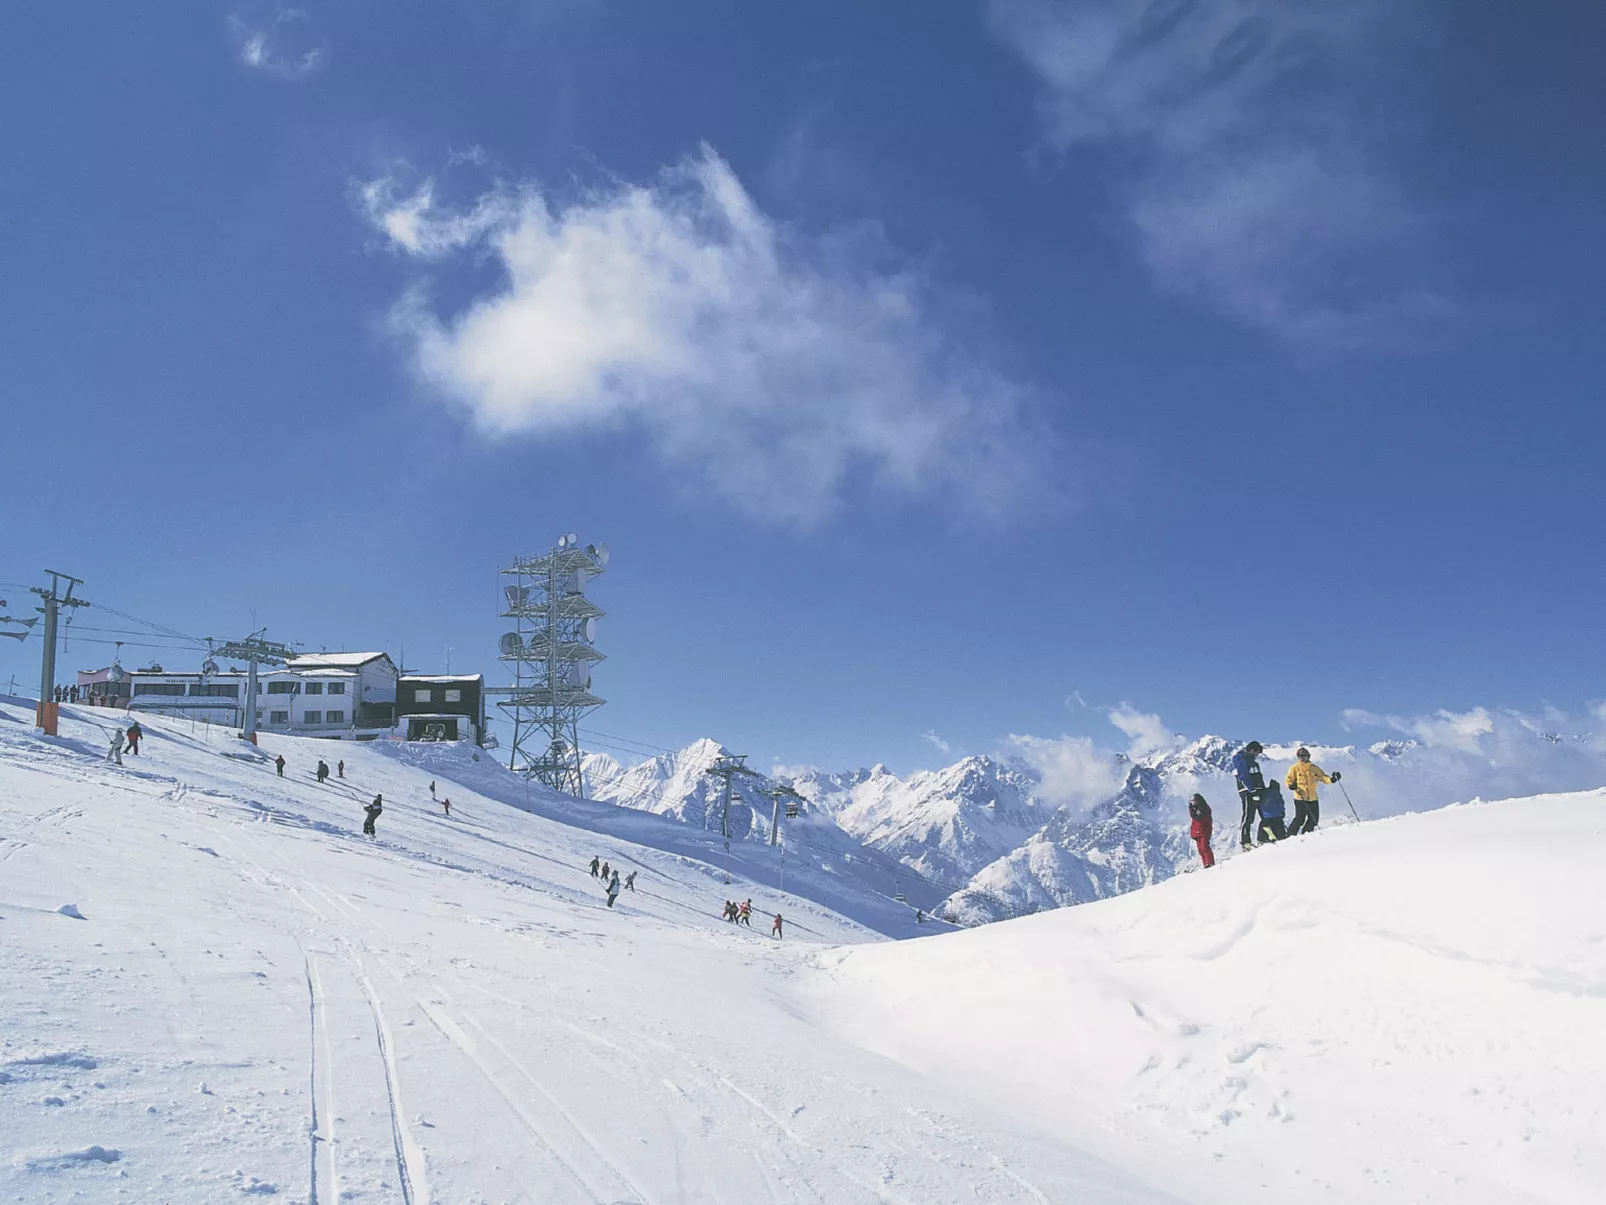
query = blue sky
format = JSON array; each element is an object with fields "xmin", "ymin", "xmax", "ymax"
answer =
[{"xmin": 3, "ymin": 1, "xmax": 1604, "ymax": 777}]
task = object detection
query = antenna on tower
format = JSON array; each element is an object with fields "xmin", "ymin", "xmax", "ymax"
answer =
[{"xmin": 488, "ymin": 534, "xmax": 609, "ymax": 796}]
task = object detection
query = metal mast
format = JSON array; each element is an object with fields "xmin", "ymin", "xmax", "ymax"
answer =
[
  {"xmin": 491, "ymin": 534, "xmax": 608, "ymax": 795},
  {"xmin": 207, "ymin": 630, "xmax": 292, "ymax": 744},
  {"xmin": 30, "ymin": 569, "xmax": 90, "ymax": 735}
]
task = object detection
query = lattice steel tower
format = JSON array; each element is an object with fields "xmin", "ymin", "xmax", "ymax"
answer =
[{"xmin": 493, "ymin": 534, "xmax": 608, "ymax": 795}]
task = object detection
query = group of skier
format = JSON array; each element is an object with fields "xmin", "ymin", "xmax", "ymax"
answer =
[
  {"xmin": 103, "ymin": 720, "xmax": 143, "ymax": 764},
  {"xmin": 720, "ymin": 897, "xmax": 783, "ymax": 938},
  {"xmin": 588, "ymin": 855, "xmax": 637, "ymax": 907},
  {"xmin": 1189, "ymin": 742, "xmax": 1343, "ymax": 868}
]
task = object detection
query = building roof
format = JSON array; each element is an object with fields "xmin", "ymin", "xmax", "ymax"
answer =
[
  {"xmin": 399, "ymin": 673, "xmax": 484, "ymax": 684},
  {"xmin": 263, "ymin": 667, "xmax": 357, "ymax": 678},
  {"xmin": 285, "ymin": 652, "xmax": 394, "ymax": 670}
]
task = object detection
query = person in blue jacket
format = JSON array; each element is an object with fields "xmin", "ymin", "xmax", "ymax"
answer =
[
  {"xmin": 1231, "ymin": 741, "xmax": 1266, "ymax": 849},
  {"xmin": 1256, "ymin": 780, "xmax": 1288, "ymax": 843}
]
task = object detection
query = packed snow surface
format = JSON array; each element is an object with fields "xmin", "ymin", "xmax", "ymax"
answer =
[{"xmin": 2, "ymin": 699, "xmax": 1601, "ymax": 1203}]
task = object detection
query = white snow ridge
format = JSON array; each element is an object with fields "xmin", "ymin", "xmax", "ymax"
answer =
[{"xmin": 1, "ymin": 698, "xmax": 1601, "ymax": 1203}]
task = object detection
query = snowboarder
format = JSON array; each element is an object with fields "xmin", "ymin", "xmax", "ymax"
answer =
[
  {"xmin": 1256, "ymin": 780, "xmax": 1289, "ymax": 843},
  {"xmin": 337, "ymin": 759, "xmax": 344, "ymax": 779},
  {"xmin": 772, "ymin": 912, "xmax": 784, "ymax": 939},
  {"xmin": 606, "ymin": 875, "xmax": 621, "ymax": 908},
  {"xmin": 316, "ymin": 760, "xmax": 329, "ymax": 784},
  {"xmin": 624, "ymin": 870, "xmax": 636, "ymax": 892},
  {"xmin": 125, "ymin": 721, "xmax": 143, "ymax": 755},
  {"xmin": 599, "ymin": 860, "xmax": 611, "ymax": 882},
  {"xmin": 589, "ymin": 856, "xmax": 600, "ymax": 878},
  {"xmin": 1285, "ymin": 747, "xmax": 1339, "ymax": 835},
  {"xmin": 442, "ymin": 798, "xmax": 451, "ymax": 816},
  {"xmin": 107, "ymin": 728, "xmax": 125, "ymax": 765},
  {"xmin": 738, "ymin": 899, "xmax": 753, "ymax": 927},
  {"xmin": 1188, "ymin": 793, "xmax": 1215, "ymax": 868},
  {"xmin": 1231, "ymin": 741, "xmax": 1266, "ymax": 850},
  {"xmin": 363, "ymin": 794, "xmax": 383, "ymax": 837},
  {"xmin": 275, "ymin": 754, "xmax": 286, "ymax": 778}
]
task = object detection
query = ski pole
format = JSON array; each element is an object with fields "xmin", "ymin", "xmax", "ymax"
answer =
[{"xmin": 1337, "ymin": 780, "xmax": 1362, "ymax": 823}]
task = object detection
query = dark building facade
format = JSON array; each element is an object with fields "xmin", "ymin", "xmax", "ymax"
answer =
[{"xmin": 396, "ymin": 674, "xmax": 486, "ymax": 744}]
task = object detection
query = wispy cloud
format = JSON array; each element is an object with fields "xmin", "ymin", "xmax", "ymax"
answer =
[
  {"xmin": 921, "ymin": 729, "xmax": 955, "ymax": 756},
  {"xmin": 234, "ymin": 8, "xmax": 324, "ymax": 79},
  {"xmin": 1004, "ymin": 732, "xmax": 1128, "ymax": 810},
  {"xmin": 357, "ymin": 146, "xmax": 1055, "ymax": 524},
  {"xmin": 989, "ymin": 0, "xmax": 1438, "ymax": 343},
  {"xmin": 1107, "ymin": 702, "xmax": 1179, "ymax": 758}
]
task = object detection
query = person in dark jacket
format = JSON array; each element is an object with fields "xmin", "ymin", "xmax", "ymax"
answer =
[
  {"xmin": 337, "ymin": 759, "xmax": 344, "ymax": 779},
  {"xmin": 363, "ymin": 794, "xmax": 383, "ymax": 836},
  {"xmin": 125, "ymin": 722, "xmax": 143, "ymax": 755},
  {"xmin": 599, "ymin": 861, "xmax": 611, "ymax": 882},
  {"xmin": 275, "ymin": 754, "xmax": 286, "ymax": 777},
  {"xmin": 624, "ymin": 870, "xmax": 636, "ymax": 892},
  {"xmin": 1188, "ymin": 793, "xmax": 1215, "ymax": 868},
  {"xmin": 316, "ymin": 760, "xmax": 329, "ymax": 784},
  {"xmin": 606, "ymin": 875, "xmax": 621, "ymax": 908},
  {"xmin": 589, "ymin": 856, "xmax": 601, "ymax": 877},
  {"xmin": 1256, "ymin": 780, "xmax": 1288, "ymax": 843},
  {"xmin": 772, "ymin": 912, "xmax": 784, "ymax": 939},
  {"xmin": 1231, "ymin": 741, "xmax": 1266, "ymax": 849}
]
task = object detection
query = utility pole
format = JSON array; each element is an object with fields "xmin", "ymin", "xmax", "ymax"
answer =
[
  {"xmin": 208, "ymin": 630, "xmax": 292, "ymax": 744},
  {"xmin": 30, "ymin": 570, "xmax": 89, "ymax": 735}
]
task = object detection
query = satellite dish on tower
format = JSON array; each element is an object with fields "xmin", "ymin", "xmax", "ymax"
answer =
[
  {"xmin": 582, "ymin": 618, "xmax": 598, "ymax": 644},
  {"xmin": 594, "ymin": 543, "xmax": 610, "ymax": 565},
  {"xmin": 498, "ymin": 632, "xmax": 523, "ymax": 656},
  {"xmin": 566, "ymin": 532, "xmax": 579, "ymax": 547}
]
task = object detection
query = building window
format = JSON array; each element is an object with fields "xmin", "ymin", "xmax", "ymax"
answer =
[
  {"xmin": 303, "ymin": 711, "xmax": 322, "ymax": 724},
  {"xmin": 189, "ymin": 683, "xmax": 240, "ymax": 698},
  {"xmin": 305, "ymin": 682, "xmax": 323, "ymax": 695},
  {"xmin": 267, "ymin": 681, "xmax": 298, "ymax": 694},
  {"xmin": 270, "ymin": 710, "xmax": 290, "ymax": 723},
  {"xmin": 325, "ymin": 710, "xmax": 345, "ymax": 724},
  {"xmin": 414, "ymin": 689, "xmax": 432, "ymax": 703},
  {"xmin": 133, "ymin": 683, "xmax": 186, "ymax": 696},
  {"xmin": 326, "ymin": 682, "xmax": 346, "ymax": 695},
  {"xmin": 444, "ymin": 688, "xmax": 462, "ymax": 703}
]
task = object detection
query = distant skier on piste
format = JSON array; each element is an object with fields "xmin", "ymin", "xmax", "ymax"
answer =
[
  {"xmin": 1256, "ymin": 780, "xmax": 1288, "ymax": 843},
  {"xmin": 1231, "ymin": 741, "xmax": 1266, "ymax": 850},
  {"xmin": 1188, "ymin": 793, "xmax": 1215, "ymax": 868},
  {"xmin": 363, "ymin": 794, "xmax": 383, "ymax": 837},
  {"xmin": 589, "ymin": 856, "xmax": 600, "ymax": 878},
  {"xmin": 316, "ymin": 760, "xmax": 329, "ymax": 784},
  {"xmin": 107, "ymin": 728, "xmax": 125, "ymax": 766},
  {"xmin": 275, "ymin": 754, "xmax": 286, "ymax": 778},
  {"xmin": 1285, "ymin": 747, "xmax": 1339, "ymax": 835},
  {"xmin": 606, "ymin": 872, "xmax": 621, "ymax": 908},
  {"xmin": 624, "ymin": 870, "xmax": 636, "ymax": 892},
  {"xmin": 125, "ymin": 722, "xmax": 143, "ymax": 755},
  {"xmin": 772, "ymin": 912, "xmax": 783, "ymax": 939}
]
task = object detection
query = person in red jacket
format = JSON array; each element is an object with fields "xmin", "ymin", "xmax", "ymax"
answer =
[{"xmin": 1188, "ymin": 793, "xmax": 1215, "ymax": 868}]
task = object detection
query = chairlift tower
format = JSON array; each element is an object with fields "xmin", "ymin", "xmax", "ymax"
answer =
[{"xmin": 492, "ymin": 534, "xmax": 608, "ymax": 795}]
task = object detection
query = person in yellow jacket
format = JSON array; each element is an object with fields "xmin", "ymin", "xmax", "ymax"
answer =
[{"xmin": 1285, "ymin": 747, "xmax": 1341, "ymax": 835}]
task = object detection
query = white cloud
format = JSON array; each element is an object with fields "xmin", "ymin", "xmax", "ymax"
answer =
[
  {"xmin": 358, "ymin": 147, "xmax": 1052, "ymax": 524},
  {"xmin": 1107, "ymin": 702, "xmax": 1178, "ymax": 758},
  {"xmin": 921, "ymin": 730, "xmax": 955, "ymax": 756},
  {"xmin": 1004, "ymin": 733, "xmax": 1127, "ymax": 810},
  {"xmin": 1342, "ymin": 706, "xmax": 1495, "ymax": 755},
  {"xmin": 990, "ymin": 0, "xmax": 1434, "ymax": 343},
  {"xmin": 234, "ymin": 8, "xmax": 324, "ymax": 79}
]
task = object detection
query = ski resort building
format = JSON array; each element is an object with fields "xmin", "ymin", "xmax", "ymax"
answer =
[
  {"xmin": 126, "ymin": 668, "xmax": 249, "ymax": 726},
  {"xmin": 395, "ymin": 673, "xmax": 487, "ymax": 744},
  {"xmin": 254, "ymin": 651, "xmax": 399, "ymax": 739}
]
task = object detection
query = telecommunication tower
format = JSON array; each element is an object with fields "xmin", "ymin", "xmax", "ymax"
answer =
[{"xmin": 492, "ymin": 534, "xmax": 608, "ymax": 795}]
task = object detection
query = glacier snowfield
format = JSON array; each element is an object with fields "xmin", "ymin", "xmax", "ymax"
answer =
[{"xmin": 1, "ymin": 700, "xmax": 1600, "ymax": 1204}]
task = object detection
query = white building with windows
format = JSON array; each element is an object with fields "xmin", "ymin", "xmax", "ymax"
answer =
[
  {"xmin": 254, "ymin": 652, "xmax": 398, "ymax": 739},
  {"xmin": 127, "ymin": 669, "xmax": 249, "ymax": 726}
]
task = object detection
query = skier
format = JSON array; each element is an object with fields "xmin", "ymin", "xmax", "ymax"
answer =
[
  {"xmin": 589, "ymin": 856, "xmax": 600, "ymax": 878},
  {"xmin": 722, "ymin": 901, "xmax": 736, "ymax": 922},
  {"xmin": 363, "ymin": 794, "xmax": 383, "ymax": 837},
  {"xmin": 599, "ymin": 860, "xmax": 611, "ymax": 882},
  {"xmin": 337, "ymin": 759, "xmax": 344, "ymax": 779},
  {"xmin": 624, "ymin": 870, "xmax": 636, "ymax": 892},
  {"xmin": 125, "ymin": 721, "xmax": 143, "ymax": 755},
  {"xmin": 772, "ymin": 912, "xmax": 784, "ymax": 940},
  {"xmin": 1285, "ymin": 747, "xmax": 1340, "ymax": 835},
  {"xmin": 442, "ymin": 798, "xmax": 451, "ymax": 816},
  {"xmin": 429, "ymin": 780, "xmax": 436, "ymax": 800},
  {"xmin": 1231, "ymin": 741, "xmax": 1266, "ymax": 850},
  {"xmin": 1256, "ymin": 780, "xmax": 1289, "ymax": 843},
  {"xmin": 275, "ymin": 754, "xmax": 286, "ymax": 778},
  {"xmin": 1188, "ymin": 793, "xmax": 1215, "ymax": 868},
  {"xmin": 606, "ymin": 875, "xmax": 621, "ymax": 908},
  {"xmin": 915, "ymin": 909, "xmax": 924, "ymax": 924},
  {"xmin": 107, "ymin": 728, "xmax": 125, "ymax": 765},
  {"xmin": 316, "ymin": 760, "xmax": 329, "ymax": 784},
  {"xmin": 738, "ymin": 899, "xmax": 753, "ymax": 927}
]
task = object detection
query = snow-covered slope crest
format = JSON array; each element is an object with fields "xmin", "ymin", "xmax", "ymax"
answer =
[{"xmin": 812, "ymin": 789, "xmax": 1606, "ymax": 1205}]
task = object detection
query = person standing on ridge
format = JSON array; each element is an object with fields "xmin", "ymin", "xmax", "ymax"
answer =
[
  {"xmin": 1256, "ymin": 780, "xmax": 1288, "ymax": 843},
  {"xmin": 1285, "ymin": 747, "xmax": 1339, "ymax": 835},
  {"xmin": 275, "ymin": 754, "xmax": 286, "ymax": 778},
  {"xmin": 1231, "ymin": 741, "xmax": 1266, "ymax": 850},
  {"xmin": 1188, "ymin": 793, "xmax": 1215, "ymax": 868},
  {"xmin": 363, "ymin": 794, "xmax": 383, "ymax": 837}
]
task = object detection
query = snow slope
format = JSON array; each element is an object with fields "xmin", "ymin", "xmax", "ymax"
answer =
[
  {"xmin": 0, "ymin": 700, "xmax": 1169, "ymax": 1204},
  {"xmin": 810, "ymin": 791, "xmax": 1606, "ymax": 1205}
]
